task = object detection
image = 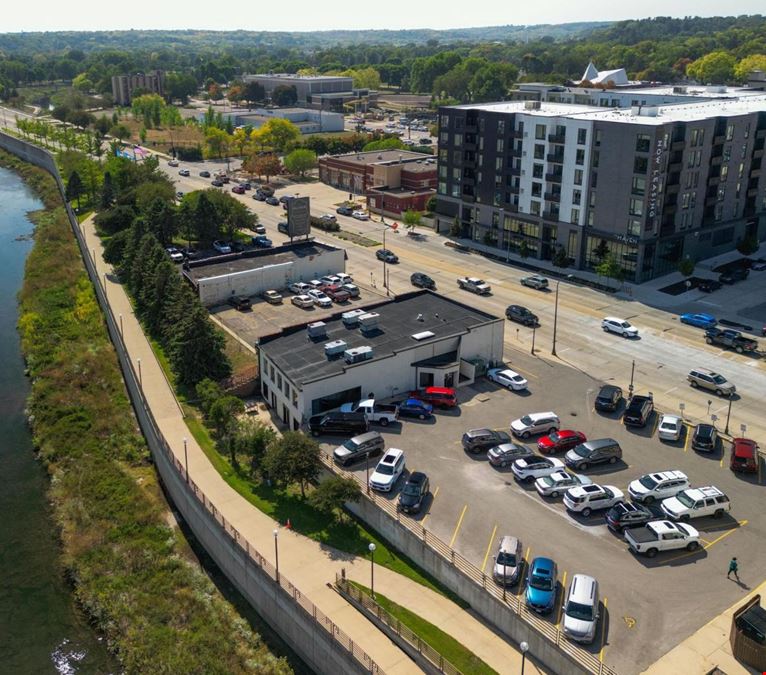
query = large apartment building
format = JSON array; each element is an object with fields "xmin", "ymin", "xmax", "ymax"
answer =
[
  {"xmin": 111, "ymin": 70, "xmax": 165, "ymax": 106},
  {"xmin": 435, "ymin": 98, "xmax": 766, "ymax": 282}
]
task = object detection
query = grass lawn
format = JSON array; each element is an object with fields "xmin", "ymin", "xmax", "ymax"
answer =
[
  {"xmin": 122, "ymin": 118, "xmax": 206, "ymax": 154},
  {"xmin": 333, "ymin": 230, "xmax": 381, "ymax": 247},
  {"xmin": 349, "ymin": 582, "xmax": 497, "ymax": 675}
]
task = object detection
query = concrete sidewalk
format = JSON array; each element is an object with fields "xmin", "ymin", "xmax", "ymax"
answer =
[
  {"xmin": 643, "ymin": 578, "xmax": 766, "ymax": 674},
  {"xmin": 79, "ymin": 216, "xmax": 546, "ymax": 675}
]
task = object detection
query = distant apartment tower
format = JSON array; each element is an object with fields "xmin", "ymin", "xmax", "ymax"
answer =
[
  {"xmin": 111, "ymin": 70, "xmax": 166, "ymax": 106},
  {"xmin": 434, "ymin": 97, "xmax": 766, "ymax": 283}
]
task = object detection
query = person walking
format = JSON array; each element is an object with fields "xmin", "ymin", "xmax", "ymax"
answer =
[{"xmin": 727, "ymin": 557, "xmax": 739, "ymax": 580}]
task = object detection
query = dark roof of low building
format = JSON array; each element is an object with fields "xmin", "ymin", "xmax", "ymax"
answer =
[
  {"xmin": 184, "ymin": 240, "xmax": 340, "ymax": 283},
  {"xmin": 259, "ymin": 291, "xmax": 500, "ymax": 387}
]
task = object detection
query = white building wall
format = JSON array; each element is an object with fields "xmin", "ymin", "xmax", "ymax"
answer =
[
  {"xmin": 458, "ymin": 320, "xmax": 505, "ymax": 366},
  {"xmin": 557, "ymin": 118, "xmax": 593, "ymax": 228}
]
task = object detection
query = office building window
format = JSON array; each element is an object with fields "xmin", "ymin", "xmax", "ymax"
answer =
[
  {"xmin": 574, "ymin": 169, "xmax": 583, "ymax": 185},
  {"xmin": 723, "ymin": 146, "xmax": 731, "ymax": 162},
  {"xmin": 636, "ymin": 134, "xmax": 651, "ymax": 153},
  {"xmin": 567, "ymin": 231, "xmax": 578, "ymax": 259},
  {"xmin": 629, "ymin": 198, "xmax": 643, "ymax": 216},
  {"xmin": 572, "ymin": 189, "xmax": 581, "ymax": 205},
  {"xmin": 631, "ymin": 176, "xmax": 646, "ymax": 196},
  {"xmin": 726, "ymin": 124, "xmax": 734, "ymax": 141},
  {"xmin": 533, "ymin": 163, "xmax": 543, "ymax": 178},
  {"xmin": 535, "ymin": 124, "xmax": 546, "ymax": 140},
  {"xmin": 534, "ymin": 144, "xmax": 545, "ymax": 159},
  {"xmin": 576, "ymin": 149, "xmax": 585, "ymax": 165},
  {"xmin": 682, "ymin": 193, "xmax": 690, "ymax": 209},
  {"xmin": 532, "ymin": 182, "xmax": 542, "ymax": 197},
  {"xmin": 530, "ymin": 201, "xmax": 541, "ymax": 215},
  {"xmin": 634, "ymin": 156, "xmax": 648, "ymax": 173},
  {"xmin": 497, "ymin": 139, "xmax": 504, "ymax": 153},
  {"xmin": 577, "ymin": 128, "xmax": 587, "ymax": 145},
  {"xmin": 627, "ymin": 219, "xmax": 641, "ymax": 236},
  {"xmin": 570, "ymin": 208, "xmax": 580, "ymax": 223},
  {"xmin": 438, "ymin": 181, "xmax": 447, "ymax": 195},
  {"xmin": 721, "ymin": 165, "xmax": 728, "ymax": 181},
  {"xmin": 497, "ymin": 120, "xmax": 505, "ymax": 134}
]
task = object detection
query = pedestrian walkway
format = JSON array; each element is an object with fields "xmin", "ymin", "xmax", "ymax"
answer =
[
  {"xmin": 643, "ymin": 578, "xmax": 766, "ymax": 674},
  {"xmin": 79, "ymin": 216, "xmax": 546, "ymax": 675}
]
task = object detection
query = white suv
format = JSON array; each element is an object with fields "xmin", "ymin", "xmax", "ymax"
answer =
[
  {"xmin": 564, "ymin": 484, "xmax": 624, "ymax": 517},
  {"xmin": 628, "ymin": 470, "xmax": 689, "ymax": 504},
  {"xmin": 369, "ymin": 448, "xmax": 405, "ymax": 492},
  {"xmin": 601, "ymin": 317, "xmax": 639, "ymax": 337},
  {"xmin": 512, "ymin": 457, "xmax": 565, "ymax": 483},
  {"xmin": 510, "ymin": 412, "xmax": 559, "ymax": 439},
  {"xmin": 661, "ymin": 486, "xmax": 731, "ymax": 521}
]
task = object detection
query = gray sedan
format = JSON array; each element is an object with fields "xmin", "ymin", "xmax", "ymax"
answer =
[
  {"xmin": 487, "ymin": 442, "xmax": 534, "ymax": 468},
  {"xmin": 535, "ymin": 470, "xmax": 592, "ymax": 498}
]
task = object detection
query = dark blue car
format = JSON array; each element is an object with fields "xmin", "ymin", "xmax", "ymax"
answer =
[
  {"xmin": 252, "ymin": 235, "xmax": 273, "ymax": 248},
  {"xmin": 679, "ymin": 312, "xmax": 717, "ymax": 329},
  {"xmin": 398, "ymin": 398, "xmax": 434, "ymax": 420},
  {"xmin": 525, "ymin": 557, "xmax": 558, "ymax": 614}
]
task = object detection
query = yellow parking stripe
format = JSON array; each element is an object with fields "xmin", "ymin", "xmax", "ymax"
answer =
[
  {"xmin": 684, "ymin": 426, "xmax": 692, "ymax": 453},
  {"xmin": 599, "ymin": 597, "xmax": 608, "ymax": 662},
  {"xmin": 481, "ymin": 524, "xmax": 498, "ymax": 572},
  {"xmin": 525, "ymin": 546, "xmax": 531, "ymax": 565},
  {"xmin": 557, "ymin": 571, "xmax": 568, "ymax": 625},
  {"xmin": 449, "ymin": 504, "xmax": 468, "ymax": 548}
]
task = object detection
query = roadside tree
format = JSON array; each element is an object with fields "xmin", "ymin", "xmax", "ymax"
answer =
[
  {"xmin": 262, "ymin": 432, "xmax": 321, "ymax": 497},
  {"xmin": 309, "ymin": 477, "xmax": 361, "ymax": 523},
  {"xmin": 283, "ymin": 148, "xmax": 317, "ymax": 177}
]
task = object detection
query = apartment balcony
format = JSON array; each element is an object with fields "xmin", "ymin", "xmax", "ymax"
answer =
[
  {"xmin": 665, "ymin": 183, "xmax": 679, "ymax": 194},
  {"xmin": 750, "ymin": 168, "xmax": 762, "ymax": 178},
  {"xmin": 509, "ymin": 167, "xmax": 521, "ymax": 176},
  {"xmin": 546, "ymin": 154, "xmax": 565, "ymax": 164},
  {"xmin": 545, "ymin": 172, "xmax": 563, "ymax": 183},
  {"xmin": 710, "ymin": 156, "xmax": 723, "ymax": 166},
  {"xmin": 705, "ymin": 196, "xmax": 718, "ymax": 207},
  {"xmin": 756, "ymin": 129, "xmax": 766, "ymax": 139},
  {"xmin": 748, "ymin": 187, "xmax": 759, "ymax": 197},
  {"xmin": 713, "ymin": 134, "xmax": 725, "ymax": 145},
  {"xmin": 668, "ymin": 162, "xmax": 682, "ymax": 172},
  {"xmin": 671, "ymin": 140, "xmax": 686, "ymax": 151},
  {"xmin": 544, "ymin": 192, "xmax": 562, "ymax": 203},
  {"xmin": 509, "ymin": 129, "xmax": 522, "ymax": 139},
  {"xmin": 707, "ymin": 176, "xmax": 720, "ymax": 187},
  {"xmin": 542, "ymin": 210, "xmax": 560, "ymax": 221},
  {"xmin": 663, "ymin": 203, "xmax": 677, "ymax": 215},
  {"xmin": 754, "ymin": 149, "xmax": 764, "ymax": 159},
  {"xmin": 547, "ymin": 133, "xmax": 566, "ymax": 144}
]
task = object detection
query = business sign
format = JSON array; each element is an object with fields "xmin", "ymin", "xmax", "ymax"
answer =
[
  {"xmin": 647, "ymin": 138, "xmax": 665, "ymax": 230},
  {"xmin": 287, "ymin": 196, "xmax": 311, "ymax": 238}
]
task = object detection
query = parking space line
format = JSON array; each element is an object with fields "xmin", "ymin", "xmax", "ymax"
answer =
[
  {"xmin": 650, "ymin": 414, "xmax": 660, "ymax": 438},
  {"xmin": 422, "ymin": 486, "xmax": 439, "ymax": 524},
  {"xmin": 449, "ymin": 504, "xmax": 468, "ymax": 548},
  {"xmin": 664, "ymin": 520, "xmax": 747, "ymax": 563},
  {"xmin": 557, "ymin": 570, "xmax": 567, "ymax": 625},
  {"xmin": 525, "ymin": 546, "xmax": 531, "ymax": 564},
  {"xmin": 481, "ymin": 524, "xmax": 498, "ymax": 572},
  {"xmin": 599, "ymin": 597, "xmax": 608, "ymax": 662},
  {"xmin": 684, "ymin": 426, "xmax": 691, "ymax": 453}
]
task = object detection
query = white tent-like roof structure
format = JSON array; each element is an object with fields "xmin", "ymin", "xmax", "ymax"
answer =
[{"xmin": 577, "ymin": 62, "xmax": 629, "ymax": 86}]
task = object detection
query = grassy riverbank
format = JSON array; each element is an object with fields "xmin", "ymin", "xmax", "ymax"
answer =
[{"xmin": 4, "ymin": 150, "xmax": 290, "ymax": 674}]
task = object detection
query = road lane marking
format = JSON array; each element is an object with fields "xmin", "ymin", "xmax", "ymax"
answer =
[
  {"xmin": 557, "ymin": 571, "xmax": 568, "ymax": 625},
  {"xmin": 449, "ymin": 504, "xmax": 468, "ymax": 548},
  {"xmin": 599, "ymin": 597, "xmax": 608, "ymax": 662},
  {"xmin": 422, "ymin": 486, "xmax": 439, "ymax": 524},
  {"xmin": 482, "ymin": 524, "xmax": 498, "ymax": 572}
]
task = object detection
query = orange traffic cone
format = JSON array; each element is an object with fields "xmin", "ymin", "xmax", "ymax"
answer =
[{"xmin": 286, "ymin": 518, "xmax": 292, "ymax": 530}]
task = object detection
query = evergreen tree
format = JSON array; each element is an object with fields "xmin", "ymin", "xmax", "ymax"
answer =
[
  {"xmin": 65, "ymin": 170, "xmax": 83, "ymax": 209},
  {"xmin": 146, "ymin": 197, "xmax": 178, "ymax": 246},
  {"xmin": 169, "ymin": 303, "xmax": 231, "ymax": 387},
  {"xmin": 100, "ymin": 170, "xmax": 115, "ymax": 209},
  {"xmin": 193, "ymin": 191, "xmax": 220, "ymax": 245}
]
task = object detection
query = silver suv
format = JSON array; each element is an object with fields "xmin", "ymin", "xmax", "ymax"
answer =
[{"xmin": 687, "ymin": 368, "xmax": 736, "ymax": 397}]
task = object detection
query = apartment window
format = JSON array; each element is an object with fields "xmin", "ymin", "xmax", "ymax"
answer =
[
  {"xmin": 530, "ymin": 200, "xmax": 541, "ymax": 215},
  {"xmin": 533, "ymin": 163, "xmax": 544, "ymax": 178},
  {"xmin": 577, "ymin": 128, "xmax": 587, "ymax": 145},
  {"xmin": 736, "ymin": 181, "xmax": 742, "ymax": 198},
  {"xmin": 720, "ymin": 165, "xmax": 728, "ymax": 181},
  {"xmin": 534, "ymin": 144, "xmax": 545, "ymax": 159},
  {"xmin": 574, "ymin": 169, "xmax": 583, "ymax": 185},
  {"xmin": 588, "ymin": 211, "xmax": 595, "ymax": 225},
  {"xmin": 681, "ymin": 193, "xmax": 690, "ymax": 209},
  {"xmin": 690, "ymin": 192, "xmax": 696, "ymax": 208},
  {"xmin": 277, "ymin": 373, "xmax": 282, "ymax": 390},
  {"xmin": 592, "ymin": 151, "xmax": 600, "ymax": 168},
  {"xmin": 738, "ymin": 162, "xmax": 745, "ymax": 178},
  {"xmin": 496, "ymin": 139, "xmax": 504, "ymax": 153},
  {"xmin": 535, "ymin": 124, "xmax": 546, "ymax": 140},
  {"xmin": 595, "ymin": 129, "xmax": 602, "ymax": 146},
  {"xmin": 576, "ymin": 149, "xmax": 585, "ymax": 166},
  {"xmin": 497, "ymin": 120, "xmax": 505, "ymax": 134},
  {"xmin": 567, "ymin": 231, "xmax": 578, "ymax": 259},
  {"xmin": 635, "ymin": 134, "xmax": 651, "ymax": 153},
  {"xmin": 495, "ymin": 157, "xmax": 503, "ymax": 171},
  {"xmin": 715, "ymin": 204, "xmax": 724, "ymax": 222},
  {"xmin": 725, "ymin": 124, "xmax": 734, "ymax": 141},
  {"xmin": 570, "ymin": 208, "xmax": 580, "ymax": 223},
  {"xmin": 478, "ymin": 118, "xmax": 485, "ymax": 133},
  {"xmin": 492, "ymin": 211, "xmax": 500, "ymax": 226},
  {"xmin": 634, "ymin": 156, "xmax": 648, "ymax": 173},
  {"xmin": 495, "ymin": 174, "xmax": 503, "ymax": 188},
  {"xmin": 451, "ymin": 184, "xmax": 461, "ymax": 197},
  {"xmin": 454, "ymin": 133, "xmax": 463, "ymax": 147},
  {"xmin": 685, "ymin": 172, "xmax": 693, "ymax": 190},
  {"xmin": 438, "ymin": 181, "xmax": 447, "ymax": 194},
  {"xmin": 698, "ymin": 129, "xmax": 705, "ymax": 146},
  {"xmin": 718, "ymin": 185, "xmax": 726, "ymax": 201},
  {"xmin": 532, "ymin": 182, "xmax": 542, "ymax": 197},
  {"xmin": 631, "ymin": 176, "xmax": 646, "ymax": 196},
  {"xmin": 591, "ymin": 172, "xmax": 598, "ymax": 188},
  {"xmin": 572, "ymin": 189, "xmax": 581, "ymax": 205},
  {"xmin": 452, "ymin": 168, "xmax": 461, "ymax": 180},
  {"xmin": 627, "ymin": 219, "xmax": 641, "ymax": 236},
  {"xmin": 438, "ymin": 165, "xmax": 447, "ymax": 178},
  {"xmin": 440, "ymin": 131, "xmax": 449, "ymax": 145},
  {"xmin": 629, "ymin": 198, "xmax": 644, "ymax": 217},
  {"xmin": 452, "ymin": 150, "xmax": 461, "ymax": 164},
  {"xmin": 440, "ymin": 114, "xmax": 449, "ymax": 128},
  {"xmin": 479, "ymin": 137, "xmax": 484, "ymax": 151},
  {"xmin": 745, "ymin": 123, "xmax": 751, "ymax": 139},
  {"xmin": 690, "ymin": 129, "xmax": 699, "ymax": 146},
  {"xmin": 455, "ymin": 118, "xmax": 463, "ymax": 130},
  {"xmin": 589, "ymin": 190, "xmax": 597, "ymax": 208},
  {"xmin": 292, "ymin": 389, "xmax": 298, "ymax": 406},
  {"xmin": 723, "ymin": 146, "xmax": 731, "ymax": 162}
]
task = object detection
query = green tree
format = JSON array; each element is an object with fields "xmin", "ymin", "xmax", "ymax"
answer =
[
  {"xmin": 519, "ymin": 240, "xmax": 531, "ymax": 259},
  {"xmin": 191, "ymin": 190, "xmax": 220, "ymax": 244},
  {"xmin": 595, "ymin": 252, "xmax": 624, "ymax": 289},
  {"xmin": 110, "ymin": 124, "xmax": 131, "ymax": 142},
  {"xmin": 244, "ymin": 153, "xmax": 282, "ymax": 184},
  {"xmin": 242, "ymin": 81, "xmax": 266, "ymax": 109},
  {"xmin": 65, "ymin": 170, "xmax": 83, "ymax": 209},
  {"xmin": 425, "ymin": 195, "xmax": 437, "ymax": 213},
  {"xmin": 205, "ymin": 127, "xmax": 230, "ymax": 159},
  {"xmin": 283, "ymin": 148, "xmax": 317, "ymax": 177},
  {"xmin": 254, "ymin": 118, "xmax": 301, "ymax": 153},
  {"xmin": 736, "ymin": 236, "xmax": 759, "ymax": 255},
  {"xmin": 678, "ymin": 257, "xmax": 695, "ymax": 277},
  {"xmin": 195, "ymin": 378, "xmax": 224, "ymax": 417},
  {"xmin": 686, "ymin": 51, "xmax": 736, "ymax": 84},
  {"xmin": 271, "ymin": 84, "xmax": 298, "ymax": 106},
  {"xmin": 734, "ymin": 54, "xmax": 766, "ymax": 82},
  {"xmin": 102, "ymin": 228, "xmax": 131, "ymax": 265},
  {"xmin": 146, "ymin": 197, "xmax": 178, "ymax": 246},
  {"xmin": 96, "ymin": 205, "xmax": 137, "ymax": 235},
  {"xmin": 209, "ymin": 395, "xmax": 246, "ymax": 464},
  {"xmin": 403, "ymin": 209, "xmax": 422, "ymax": 232},
  {"xmin": 309, "ymin": 476, "xmax": 361, "ymax": 523},
  {"xmin": 262, "ymin": 432, "xmax": 321, "ymax": 497},
  {"xmin": 169, "ymin": 304, "xmax": 231, "ymax": 387},
  {"xmin": 592, "ymin": 239, "xmax": 610, "ymax": 263},
  {"xmin": 232, "ymin": 418, "xmax": 276, "ymax": 477},
  {"xmin": 100, "ymin": 170, "xmax": 115, "ymax": 209},
  {"xmin": 552, "ymin": 246, "xmax": 569, "ymax": 268},
  {"xmin": 362, "ymin": 137, "xmax": 405, "ymax": 152}
]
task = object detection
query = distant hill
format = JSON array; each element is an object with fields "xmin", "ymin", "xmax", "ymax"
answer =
[{"xmin": 0, "ymin": 23, "xmax": 611, "ymax": 54}]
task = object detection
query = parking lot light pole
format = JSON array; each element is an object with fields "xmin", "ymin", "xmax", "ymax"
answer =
[
  {"xmin": 368, "ymin": 542, "xmax": 376, "ymax": 599},
  {"xmin": 520, "ymin": 641, "xmax": 529, "ymax": 675},
  {"xmin": 629, "ymin": 360, "xmax": 635, "ymax": 398},
  {"xmin": 725, "ymin": 396, "xmax": 733, "ymax": 435},
  {"xmin": 183, "ymin": 437, "xmax": 189, "ymax": 484},
  {"xmin": 137, "ymin": 358, "xmax": 142, "ymax": 389},
  {"xmin": 365, "ymin": 453, "xmax": 370, "ymax": 494},
  {"xmin": 551, "ymin": 275, "xmax": 572, "ymax": 357},
  {"xmin": 531, "ymin": 325, "xmax": 536, "ymax": 355},
  {"xmin": 273, "ymin": 529, "xmax": 280, "ymax": 584}
]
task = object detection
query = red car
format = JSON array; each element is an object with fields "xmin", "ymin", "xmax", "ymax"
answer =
[
  {"xmin": 730, "ymin": 437, "xmax": 759, "ymax": 474},
  {"xmin": 231, "ymin": 184, "xmax": 246, "ymax": 194},
  {"xmin": 323, "ymin": 284, "xmax": 351, "ymax": 303},
  {"xmin": 537, "ymin": 430, "xmax": 587, "ymax": 454},
  {"xmin": 409, "ymin": 386, "xmax": 457, "ymax": 409}
]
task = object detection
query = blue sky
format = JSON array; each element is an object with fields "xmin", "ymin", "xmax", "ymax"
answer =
[{"xmin": 2, "ymin": 1, "xmax": 764, "ymax": 32}]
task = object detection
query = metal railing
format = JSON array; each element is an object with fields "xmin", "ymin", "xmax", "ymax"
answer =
[
  {"xmin": 336, "ymin": 574, "xmax": 461, "ymax": 675},
  {"xmin": 320, "ymin": 450, "xmax": 617, "ymax": 675}
]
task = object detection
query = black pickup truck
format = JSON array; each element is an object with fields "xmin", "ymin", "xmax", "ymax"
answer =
[
  {"xmin": 704, "ymin": 328, "xmax": 758, "ymax": 354},
  {"xmin": 623, "ymin": 395, "xmax": 654, "ymax": 428}
]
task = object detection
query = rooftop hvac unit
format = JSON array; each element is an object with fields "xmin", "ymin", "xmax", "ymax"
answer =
[
  {"xmin": 307, "ymin": 321, "xmax": 327, "ymax": 339},
  {"xmin": 342, "ymin": 308, "xmax": 367, "ymax": 327},
  {"xmin": 344, "ymin": 346, "xmax": 373, "ymax": 364},
  {"xmin": 672, "ymin": 86, "xmax": 688, "ymax": 94},
  {"xmin": 524, "ymin": 100, "xmax": 541, "ymax": 110},
  {"xmin": 324, "ymin": 339, "xmax": 347, "ymax": 357},
  {"xmin": 358, "ymin": 312, "xmax": 380, "ymax": 332}
]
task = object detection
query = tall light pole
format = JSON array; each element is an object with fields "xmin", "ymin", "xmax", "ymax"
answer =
[
  {"xmin": 273, "ymin": 529, "xmax": 280, "ymax": 584},
  {"xmin": 137, "ymin": 358, "xmax": 142, "ymax": 389},
  {"xmin": 725, "ymin": 395, "xmax": 733, "ymax": 435},
  {"xmin": 183, "ymin": 437, "xmax": 189, "ymax": 484},
  {"xmin": 531, "ymin": 325, "xmax": 536, "ymax": 355},
  {"xmin": 520, "ymin": 641, "xmax": 529, "ymax": 675},
  {"xmin": 629, "ymin": 360, "xmax": 636, "ymax": 398},
  {"xmin": 551, "ymin": 275, "xmax": 573, "ymax": 357},
  {"xmin": 368, "ymin": 542, "xmax": 376, "ymax": 599}
]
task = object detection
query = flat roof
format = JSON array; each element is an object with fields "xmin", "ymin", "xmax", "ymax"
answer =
[
  {"xmin": 326, "ymin": 149, "xmax": 432, "ymax": 166},
  {"xmin": 250, "ymin": 73, "xmax": 352, "ymax": 82},
  {"xmin": 185, "ymin": 241, "xmax": 340, "ymax": 283},
  {"xmin": 259, "ymin": 290, "xmax": 500, "ymax": 387}
]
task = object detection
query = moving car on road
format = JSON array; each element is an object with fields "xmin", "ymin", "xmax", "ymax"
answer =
[
  {"xmin": 520, "ymin": 275, "xmax": 549, "ymax": 290},
  {"xmin": 487, "ymin": 368, "xmax": 528, "ymax": 391},
  {"xmin": 680, "ymin": 312, "xmax": 717, "ymax": 329},
  {"xmin": 352, "ymin": 210, "xmax": 369, "ymax": 221},
  {"xmin": 687, "ymin": 368, "xmax": 736, "ymax": 397},
  {"xmin": 411, "ymin": 272, "xmax": 436, "ymax": 289},
  {"xmin": 601, "ymin": 317, "xmax": 639, "ymax": 338},
  {"xmin": 336, "ymin": 205, "xmax": 354, "ymax": 216},
  {"xmin": 178, "ymin": 168, "xmax": 190, "ymax": 176},
  {"xmin": 457, "ymin": 277, "xmax": 491, "ymax": 294},
  {"xmin": 376, "ymin": 248, "xmax": 399, "ymax": 263},
  {"xmin": 505, "ymin": 305, "xmax": 538, "ymax": 326}
]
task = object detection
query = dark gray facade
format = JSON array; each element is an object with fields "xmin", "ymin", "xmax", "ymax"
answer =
[{"xmin": 435, "ymin": 102, "xmax": 766, "ymax": 283}]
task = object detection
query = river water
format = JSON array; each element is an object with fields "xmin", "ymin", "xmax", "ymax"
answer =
[{"xmin": 0, "ymin": 167, "xmax": 116, "ymax": 673}]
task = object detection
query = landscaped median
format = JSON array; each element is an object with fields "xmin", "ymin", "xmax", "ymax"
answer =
[{"xmin": 4, "ymin": 150, "xmax": 290, "ymax": 674}]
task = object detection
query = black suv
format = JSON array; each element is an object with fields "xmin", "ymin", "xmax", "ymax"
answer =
[
  {"xmin": 505, "ymin": 305, "xmax": 538, "ymax": 326},
  {"xmin": 462, "ymin": 428, "xmax": 512, "ymax": 454},
  {"xmin": 594, "ymin": 384, "xmax": 623, "ymax": 412},
  {"xmin": 227, "ymin": 295, "xmax": 251, "ymax": 311},
  {"xmin": 398, "ymin": 472, "xmax": 430, "ymax": 514},
  {"xmin": 308, "ymin": 412, "xmax": 369, "ymax": 437},
  {"xmin": 691, "ymin": 424, "xmax": 718, "ymax": 453},
  {"xmin": 623, "ymin": 395, "xmax": 654, "ymax": 427},
  {"xmin": 336, "ymin": 205, "xmax": 354, "ymax": 216},
  {"xmin": 719, "ymin": 268, "xmax": 749, "ymax": 284},
  {"xmin": 605, "ymin": 503, "xmax": 653, "ymax": 533},
  {"xmin": 411, "ymin": 272, "xmax": 436, "ymax": 289},
  {"xmin": 564, "ymin": 438, "xmax": 622, "ymax": 470}
]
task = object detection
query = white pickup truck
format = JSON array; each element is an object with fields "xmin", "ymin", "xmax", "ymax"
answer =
[
  {"xmin": 624, "ymin": 520, "xmax": 700, "ymax": 557},
  {"xmin": 457, "ymin": 277, "xmax": 492, "ymax": 295},
  {"xmin": 339, "ymin": 399, "xmax": 399, "ymax": 426}
]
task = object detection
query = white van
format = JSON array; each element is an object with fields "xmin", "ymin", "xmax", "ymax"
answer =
[{"xmin": 562, "ymin": 574, "xmax": 600, "ymax": 644}]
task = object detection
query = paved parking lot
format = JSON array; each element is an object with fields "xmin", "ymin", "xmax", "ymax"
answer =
[{"xmin": 317, "ymin": 348, "xmax": 764, "ymax": 674}]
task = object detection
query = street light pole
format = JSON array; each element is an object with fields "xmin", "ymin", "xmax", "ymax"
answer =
[
  {"xmin": 531, "ymin": 325, "xmax": 536, "ymax": 355},
  {"xmin": 273, "ymin": 529, "xmax": 280, "ymax": 584},
  {"xmin": 183, "ymin": 437, "xmax": 189, "ymax": 484},
  {"xmin": 383, "ymin": 227, "xmax": 389, "ymax": 296},
  {"xmin": 137, "ymin": 358, "xmax": 142, "ymax": 389},
  {"xmin": 365, "ymin": 453, "xmax": 370, "ymax": 494},
  {"xmin": 368, "ymin": 542, "xmax": 376, "ymax": 599},
  {"xmin": 520, "ymin": 641, "xmax": 529, "ymax": 675},
  {"xmin": 629, "ymin": 359, "xmax": 635, "ymax": 398},
  {"xmin": 551, "ymin": 280, "xmax": 561, "ymax": 357},
  {"xmin": 725, "ymin": 396, "xmax": 733, "ymax": 435}
]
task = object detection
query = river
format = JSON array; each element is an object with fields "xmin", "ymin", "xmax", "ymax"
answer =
[{"xmin": 0, "ymin": 166, "xmax": 117, "ymax": 674}]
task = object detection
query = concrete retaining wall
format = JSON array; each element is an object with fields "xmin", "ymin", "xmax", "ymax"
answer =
[{"xmin": 0, "ymin": 131, "xmax": 372, "ymax": 675}]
